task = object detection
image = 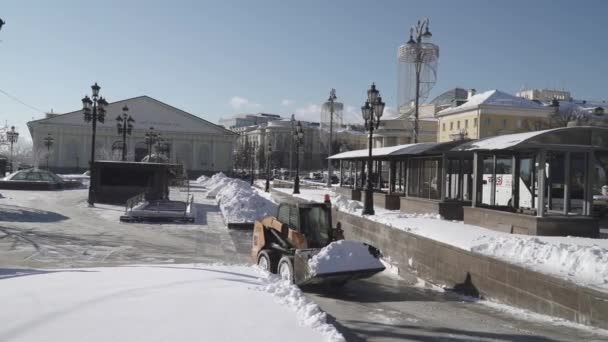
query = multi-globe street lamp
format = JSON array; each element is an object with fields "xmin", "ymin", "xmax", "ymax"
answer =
[
  {"xmin": 116, "ymin": 105, "xmax": 134, "ymax": 161},
  {"xmin": 404, "ymin": 18, "xmax": 437, "ymax": 143},
  {"xmin": 292, "ymin": 121, "xmax": 304, "ymax": 194},
  {"xmin": 361, "ymin": 83, "xmax": 385, "ymax": 215},
  {"xmin": 43, "ymin": 133, "xmax": 54, "ymax": 170},
  {"xmin": 265, "ymin": 139, "xmax": 272, "ymax": 192},
  {"xmin": 6, "ymin": 126, "xmax": 19, "ymax": 172},
  {"xmin": 82, "ymin": 82, "xmax": 108, "ymax": 206}
]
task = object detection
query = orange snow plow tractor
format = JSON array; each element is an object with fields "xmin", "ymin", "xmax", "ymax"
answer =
[{"xmin": 251, "ymin": 200, "xmax": 384, "ymax": 286}]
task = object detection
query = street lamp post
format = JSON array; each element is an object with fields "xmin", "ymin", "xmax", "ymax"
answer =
[
  {"xmin": 43, "ymin": 133, "xmax": 54, "ymax": 170},
  {"xmin": 116, "ymin": 106, "xmax": 134, "ymax": 161},
  {"xmin": 323, "ymin": 89, "xmax": 343, "ymax": 188},
  {"xmin": 6, "ymin": 126, "xmax": 19, "ymax": 173},
  {"xmin": 265, "ymin": 139, "xmax": 272, "ymax": 192},
  {"xmin": 404, "ymin": 18, "xmax": 436, "ymax": 143},
  {"xmin": 293, "ymin": 121, "xmax": 304, "ymax": 194},
  {"xmin": 82, "ymin": 82, "xmax": 108, "ymax": 206},
  {"xmin": 361, "ymin": 83, "xmax": 385, "ymax": 215}
]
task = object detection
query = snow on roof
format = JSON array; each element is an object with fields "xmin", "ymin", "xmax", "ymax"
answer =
[
  {"xmin": 437, "ymin": 90, "xmax": 542, "ymax": 116},
  {"xmin": 451, "ymin": 126, "xmax": 608, "ymax": 151},
  {"xmin": 328, "ymin": 143, "xmax": 438, "ymax": 159}
]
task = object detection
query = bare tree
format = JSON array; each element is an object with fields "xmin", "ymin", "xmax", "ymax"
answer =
[{"xmin": 551, "ymin": 102, "xmax": 588, "ymax": 127}]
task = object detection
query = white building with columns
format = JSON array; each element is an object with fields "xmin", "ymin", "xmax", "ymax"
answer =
[{"xmin": 27, "ymin": 96, "xmax": 237, "ymax": 177}]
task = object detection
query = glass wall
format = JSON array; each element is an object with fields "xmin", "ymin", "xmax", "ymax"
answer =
[
  {"xmin": 444, "ymin": 158, "xmax": 472, "ymax": 201},
  {"xmin": 407, "ymin": 157, "xmax": 441, "ymax": 200},
  {"xmin": 570, "ymin": 153, "xmax": 586, "ymax": 215}
]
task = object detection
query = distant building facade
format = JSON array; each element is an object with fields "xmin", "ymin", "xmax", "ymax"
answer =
[
  {"xmin": 27, "ymin": 96, "xmax": 237, "ymax": 177},
  {"xmin": 516, "ymin": 88, "xmax": 571, "ymax": 102},
  {"xmin": 436, "ymin": 89, "xmax": 553, "ymax": 142},
  {"xmin": 218, "ymin": 113, "xmax": 283, "ymax": 132}
]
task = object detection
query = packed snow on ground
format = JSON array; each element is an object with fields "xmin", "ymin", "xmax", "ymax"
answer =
[
  {"xmin": 0, "ymin": 264, "xmax": 344, "ymax": 342},
  {"xmin": 199, "ymin": 173, "xmax": 278, "ymax": 223},
  {"xmin": 276, "ymin": 188, "xmax": 608, "ymax": 292},
  {"xmin": 308, "ymin": 240, "xmax": 384, "ymax": 276}
]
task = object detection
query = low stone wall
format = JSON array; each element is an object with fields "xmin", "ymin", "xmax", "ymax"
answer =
[
  {"xmin": 464, "ymin": 207, "xmax": 599, "ymax": 237},
  {"xmin": 400, "ymin": 197, "xmax": 468, "ymax": 220},
  {"xmin": 334, "ymin": 208, "xmax": 608, "ymax": 330},
  {"xmin": 373, "ymin": 192, "xmax": 401, "ymax": 210}
]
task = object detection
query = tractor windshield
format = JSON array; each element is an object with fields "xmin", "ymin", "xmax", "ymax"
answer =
[{"xmin": 300, "ymin": 206, "xmax": 331, "ymax": 248}]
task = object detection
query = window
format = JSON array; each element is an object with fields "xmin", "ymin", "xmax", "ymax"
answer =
[
  {"xmin": 442, "ymin": 123, "xmax": 445, "ymax": 131},
  {"xmin": 277, "ymin": 204, "xmax": 290, "ymax": 224},
  {"xmin": 486, "ymin": 118, "xmax": 491, "ymax": 125},
  {"xmin": 465, "ymin": 119, "xmax": 468, "ymax": 128},
  {"xmin": 474, "ymin": 118, "xmax": 478, "ymax": 127},
  {"xmin": 457, "ymin": 121, "xmax": 461, "ymax": 129},
  {"xmin": 502, "ymin": 119, "xmax": 507, "ymax": 129},
  {"xmin": 450, "ymin": 122, "xmax": 453, "ymax": 130},
  {"xmin": 517, "ymin": 119, "xmax": 523, "ymax": 128}
]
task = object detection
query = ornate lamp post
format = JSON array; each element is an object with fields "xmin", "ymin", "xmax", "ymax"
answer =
[
  {"xmin": 322, "ymin": 89, "xmax": 343, "ymax": 188},
  {"xmin": 43, "ymin": 133, "xmax": 54, "ymax": 170},
  {"xmin": 403, "ymin": 18, "xmax": 438, "ymax": 143},
  {"xmin": 293, "ymin": 121, "xmax": 304, "ymax": 194},
  {"xmin": 361, "ymin": 83, "xmax": 385, "ymax": 215},
  {"xmin": 6, "ymin": 126, "xmax": 19, "ymax": 172},
  {"xmin": 265, "ymin": 139, "xmax": 272, "ymax": 192},
  {"xmin": 82, "ymin": 82, "xmax": 108, "ymax": 206},
  {"xmin": 116, "ymin": 106, "xmax": 134, "ymax": 161},
  {"xmin": 144, "ymin": 127, "xmax": 157, "ymax": 161}
]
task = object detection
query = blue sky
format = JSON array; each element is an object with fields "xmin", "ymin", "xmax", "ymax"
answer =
[{"xmin": 1, "ymin": 0, "xmax": 607, "ymax": 139}]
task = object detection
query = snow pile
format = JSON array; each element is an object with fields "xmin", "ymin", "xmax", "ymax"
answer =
[
  {"xmin": 333, "ymin": 194, "xmax": 363, "ymax": 212},
  {"xmin": 308, "ymin": 240, "xmax": 384, "ymax": 276},
  {"xmin": 0, "ymin": 264, "xmax": 342, "ymax": 342},
  {"xmin": 259, "ymin": 274, "xmax": 345, "ymax": 342},
  {"xmin": 472, "ymin": 236, "xmax": 608, "ymax": 289},
  {"xmin": 196, "ymin": 174, "xmax": 209, "ymax": 183},
  {"xmin": 202, "ymin": 173, "xmax": 233, "ymax": 197},
  {"xmin": 200, "ymin": 173, "xmax": 277, "ymax": 223}
]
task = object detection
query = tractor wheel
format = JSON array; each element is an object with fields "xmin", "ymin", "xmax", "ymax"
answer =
[
  {"xmin": 278, "ymin": 256, "xmax": 295, "ymax": 284},
  {"xmin": 257, "ymin": 250, "xmax": 278, "ymax": 274}
]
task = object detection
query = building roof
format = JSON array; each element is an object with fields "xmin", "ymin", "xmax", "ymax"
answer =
[
  {"xmin": 328, "ymin": 141, "xmax": 465, "ymax": 160},
  {"xmin": 429, "ymin": 87, "xmax": 468, "ymax": 107},
  {"xmin": 437, "ymin": 90, "xmax": 543, "ymax": 116},
  {"xmin": 451, "ymin": 126, "xmax": 608, "ymax": 151},
  {"xmin": 27, "ymin": 95, "xmax": 237, "ymax": 136}
]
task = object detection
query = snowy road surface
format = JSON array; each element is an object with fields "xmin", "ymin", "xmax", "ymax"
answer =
[
  {"xmin": 1, "ymin": 184, "xmax": 607, "ymax": 341},
  {"xmin": 0, "ymin": 185, "xmax": 252, "ymax": 267},
  {"xmin": 0, "ymin": 264, "xmax": 342, "ymax": 342}
]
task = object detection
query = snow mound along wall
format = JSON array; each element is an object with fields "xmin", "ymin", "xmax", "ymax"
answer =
[
  {"xmin": 201, "ymin": 173, "xmax": 278, "ymax": 223},
  {"xmin": 471, "ymin": 236, "xmax": 608, "ymax": 289},
  {"xmin": 308, "ymin": 240, "xmax": 384, "ymax": 276}
]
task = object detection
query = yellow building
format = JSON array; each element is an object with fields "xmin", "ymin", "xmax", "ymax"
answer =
[{"xmin": 436, "ymin": 89, "xmax": 553, "ymax": 142}]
